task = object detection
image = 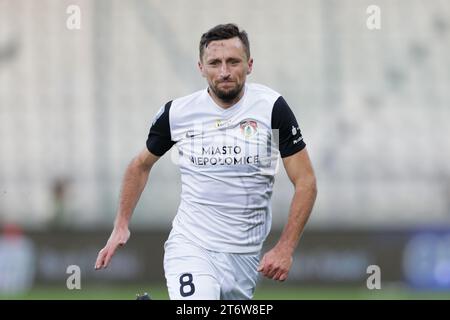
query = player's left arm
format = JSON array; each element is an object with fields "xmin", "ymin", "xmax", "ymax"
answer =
[{"xmin": 258, "ymin": 147, "xmax": 317, "ymax": 281}]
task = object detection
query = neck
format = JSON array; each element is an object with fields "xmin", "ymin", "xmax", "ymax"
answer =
[{"xmin": 208, "ymin": 87, "xmax": 245, "ymax": 109}]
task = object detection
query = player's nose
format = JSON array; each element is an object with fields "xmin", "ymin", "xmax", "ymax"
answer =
[{"xmin": 219, "ymin": 64, "xmax": 231, "ymax": 78}]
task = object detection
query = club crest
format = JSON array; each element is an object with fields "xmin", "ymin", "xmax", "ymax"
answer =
[{"xmin": 240, "ymin": 119, "xmax": 258, "ymax": 138}]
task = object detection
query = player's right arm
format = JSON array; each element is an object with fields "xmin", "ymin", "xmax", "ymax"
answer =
[
  {"xmin": 95, "ymin": 100, "xmax": 174, "ymax": 269},
  {"xmin": 95, "ymin": 148, "xmax": 160, "ymax": 270}
]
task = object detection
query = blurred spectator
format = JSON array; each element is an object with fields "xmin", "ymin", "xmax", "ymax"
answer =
[
  {"xmin": 0, "ymin": 223, "xmax": 35, "ymax": 295},
  {"xmin": 49, "ymin": 178, "xmax": 69, "ymax": 229}
]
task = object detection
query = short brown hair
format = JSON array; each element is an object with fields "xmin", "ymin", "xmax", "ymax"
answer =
[{"xmin": 199, "ymin": 23, "xmax": 250, "ymax": 60}]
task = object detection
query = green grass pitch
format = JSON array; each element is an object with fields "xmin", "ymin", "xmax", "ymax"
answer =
[{"xmin": 2, "ymin": 284, "xmax": 450, "ymax": 300}]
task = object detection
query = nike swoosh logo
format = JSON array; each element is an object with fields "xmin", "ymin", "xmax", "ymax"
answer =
[{"xmin": 186, "ymin": 131, "xmax": 202, "ymax": 138}]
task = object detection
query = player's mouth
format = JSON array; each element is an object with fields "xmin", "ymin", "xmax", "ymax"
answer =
[{"xmin": 218, "ymin": 81, "xmax": 235, "ymax": 87}]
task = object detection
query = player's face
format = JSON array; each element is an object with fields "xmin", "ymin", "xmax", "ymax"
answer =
[{"xmin": 199, "ymin": 37, "xmax": 253, "ymax": 105}]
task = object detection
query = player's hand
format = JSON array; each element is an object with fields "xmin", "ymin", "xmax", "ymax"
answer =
[
  {"xmin": 95, "ymin": 226, "xmax": 130, "ymax": 270},
  {"xmin": 257, "ymin": 245, "xmax": 293, "ymax": 281}
]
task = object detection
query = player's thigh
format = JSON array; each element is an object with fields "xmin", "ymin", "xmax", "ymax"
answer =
[
  {"xmin": 220, "ymin": 253, "xmax": 260, "ymax": 300},
  {"xmin": 164, "ymin": 233, "xmax": 220, "ymax": 300}
]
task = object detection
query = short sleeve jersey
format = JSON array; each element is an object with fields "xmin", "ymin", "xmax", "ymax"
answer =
[{"xmin": 147, "ymin": 83, "xmax": 305, "ymax": 253}]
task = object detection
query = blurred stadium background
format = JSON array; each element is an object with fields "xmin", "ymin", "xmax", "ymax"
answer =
[{"xmin": 1, "ymin": 0, "xmax": 450, "ymax": 299}]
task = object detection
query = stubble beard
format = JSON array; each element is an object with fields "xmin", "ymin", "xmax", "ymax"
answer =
[{"xmin": 210, "ymin": 81, "xmax": 244, "ymax": 103}]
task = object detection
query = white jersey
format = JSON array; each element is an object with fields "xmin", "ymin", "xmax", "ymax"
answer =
[{"xmin": 146, "ymin": 83, "xmax": 305, "ymax": 253}]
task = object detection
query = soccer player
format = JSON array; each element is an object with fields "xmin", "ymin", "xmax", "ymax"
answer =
[{"xmin": 95, "ymin": 23, "xmax": 317, "ymax": 300}]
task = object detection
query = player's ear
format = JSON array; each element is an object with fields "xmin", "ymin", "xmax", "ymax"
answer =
[
  {"xmin": 246, "ymin": 58, "xmax": 253, "ymax": 75},
  {"xmin": 198, "ymin": 61, "xmax": 206, "ymax": 78}
]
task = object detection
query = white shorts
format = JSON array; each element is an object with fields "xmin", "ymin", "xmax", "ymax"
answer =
[{"xmin": 163, "ymin": 229, "xmax": 260, "ymax": 300}]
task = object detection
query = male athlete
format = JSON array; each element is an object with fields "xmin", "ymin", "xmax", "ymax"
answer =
[{"xmin": 95, "ymin": 23, "xmax": 317, "ymax": 300}]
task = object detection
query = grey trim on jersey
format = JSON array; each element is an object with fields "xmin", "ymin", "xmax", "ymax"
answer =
[{"xmin": 145, "ymin": 83, "xmax": 306, "ymax": 253}]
